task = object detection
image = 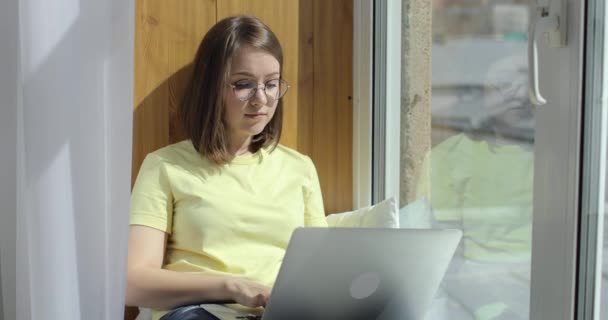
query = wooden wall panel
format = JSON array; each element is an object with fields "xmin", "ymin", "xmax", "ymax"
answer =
[
  {"xmin": 133, "ymin": 0, "xmax": 168, "ymax": 185},
  {"xmin": 313, "ymin": 0, "xmax": 353, "ymax": 213},
  {"xmin": 297, "ymin": 0, "xmax": 314, "ymax": 159},
  {"xmin": 132, "ymin": 0, "xmax": 216, "ymax": 183},
  {"xmin": 164, "ymin": 0, "xmax": 218, "ymax": 144},
  {"xmin": 217, "ymin": 0, "xmax": 301, "ymax": 150}
]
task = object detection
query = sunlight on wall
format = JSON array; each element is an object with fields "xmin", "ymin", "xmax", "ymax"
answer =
[{"xmin": 21, "ymin": 0, "xmax": 79, "ymax": 76}]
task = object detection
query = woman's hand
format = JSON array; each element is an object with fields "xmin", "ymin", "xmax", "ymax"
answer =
[{"xmin": 224, "ymin": 278, "xmax": 272, "ymax": 308}]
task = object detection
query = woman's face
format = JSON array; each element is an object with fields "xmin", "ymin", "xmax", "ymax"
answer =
[{"xmin": 223, "ymin": 46, "xmax": 281, "ymax": 142}]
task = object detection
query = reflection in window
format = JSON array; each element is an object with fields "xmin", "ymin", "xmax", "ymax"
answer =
[{"xmin": 406, "ymin": 1, "xmax": 534, "ymax": 319}]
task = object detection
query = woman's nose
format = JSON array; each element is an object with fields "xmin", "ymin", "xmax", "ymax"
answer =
[{"xmin": 250, "ymin": 86, "xmax": 268, "ymax": 105}]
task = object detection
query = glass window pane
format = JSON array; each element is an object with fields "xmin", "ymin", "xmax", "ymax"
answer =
[{"xmin": 401, "ymin": 1, "xmax": 533, "ymax": 319}]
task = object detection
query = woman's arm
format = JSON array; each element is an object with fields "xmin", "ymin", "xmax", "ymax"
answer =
[{"xmin": 125, "ymin": 225, "xmax": 271, "ymax": 310}]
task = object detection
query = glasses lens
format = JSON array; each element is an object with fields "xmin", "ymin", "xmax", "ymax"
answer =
[
  {"xmin": 264, "ymin": 79, "xmax": 281, "ymax": 100},
  {"xmin": 232, "ymin": 79, "xmax": 289, "ymax": 101},
  {"xmin": 277, "ymin": 79, "xmax": 289, "ymax": 99},
  {"xmin": 233, "ymin": 80, "xmax": 256, "ymax": 101}
]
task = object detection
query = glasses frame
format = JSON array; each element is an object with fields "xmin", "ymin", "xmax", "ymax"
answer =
[{"xmin": 229, "ymin": 78, "xmax": 290, "ymax": 102}]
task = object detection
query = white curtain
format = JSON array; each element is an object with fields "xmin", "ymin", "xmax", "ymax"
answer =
[{"xmin": 1, "ymin": 0, "xmax": 134, "ymax": 319}]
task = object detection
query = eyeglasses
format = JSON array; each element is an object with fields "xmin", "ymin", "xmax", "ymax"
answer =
[{"xmin": 229, "ymin": 79, "xmax": 290, "ymax": 102}]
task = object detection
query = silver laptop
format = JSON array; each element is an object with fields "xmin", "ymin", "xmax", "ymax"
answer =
[{"xmin": 201, "ymin": 227, "xmax": 462, "ymax": 320}]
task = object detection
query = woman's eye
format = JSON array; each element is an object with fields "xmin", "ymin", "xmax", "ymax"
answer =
[
  {"xmin": 234, "ymin": 80, "xmax": 255, "ymax": 89},
  {"xmin": 265, "ymin": 80, "xmax": 279, "ymax": 89}
]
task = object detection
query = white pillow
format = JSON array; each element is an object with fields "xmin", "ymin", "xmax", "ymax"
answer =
[{"xmin": 326, "ymin": 197, "xmax": 399, "ymax": 228}]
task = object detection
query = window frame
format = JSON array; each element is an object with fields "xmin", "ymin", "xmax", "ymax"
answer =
[
  {"xmin": 355, "ymin": 0, "xmax": 589, "ymax": 318},
  {"xmin": 352, "ymin": 0, "xmax": 374, "ymax": 209},
  {"xmin": 577, "ymin": 0, "xmax": 607, "ymax": 318}
]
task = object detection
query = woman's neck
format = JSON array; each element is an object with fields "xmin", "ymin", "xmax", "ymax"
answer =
[{"xmin": 229, "ymin": 134, "xmax": 252, "ymax": 156}]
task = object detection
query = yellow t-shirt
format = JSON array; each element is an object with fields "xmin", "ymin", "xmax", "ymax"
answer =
[{"xmin": 130, "ymin": 140, "xmax": 327, "ymax": 319}]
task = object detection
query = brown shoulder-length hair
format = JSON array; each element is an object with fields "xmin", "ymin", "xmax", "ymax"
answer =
[{"xmin": 180, "ymin": 15, "xmax": 284, "ymax": 164}]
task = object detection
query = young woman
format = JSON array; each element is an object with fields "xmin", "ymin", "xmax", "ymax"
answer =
[{"xmin": 125, "ymin": 15, "xmax": 327, "ymax": 320}]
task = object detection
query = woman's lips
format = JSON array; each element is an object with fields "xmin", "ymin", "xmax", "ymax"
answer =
[{"xmin": 245, "ymin": 113, "xmax": 267, "ymax": 118}]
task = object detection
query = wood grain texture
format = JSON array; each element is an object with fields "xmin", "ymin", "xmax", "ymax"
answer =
[
  {"xmin": 297, "ymin": 0, "xmax": 314, "ymax": 158},
  {"xmin": 165, "ymin": 0, "xmax": 217, "ymax": 145},
  {"xmin": 133, "ymin": 0, "xmax": 167, "ymax": 186},
  {"xmin": 313, "ymin": 0, "xmax": 353, "ymax": 213},
  {"xmin": 133, "ymin": 0, "xmax": 216, "ymax": 184},
  {"xmin": 217, "ymin": 0, "xmax": 300, "ymax": 149}
]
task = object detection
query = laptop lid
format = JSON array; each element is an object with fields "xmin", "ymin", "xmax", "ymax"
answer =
[{"xmin": 262, "ymin": 227, "xmax": 462, "ymax": 320}]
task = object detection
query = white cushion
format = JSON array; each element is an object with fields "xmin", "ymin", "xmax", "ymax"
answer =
[{"xmin": 326, "ymin": 197, "xmax": 399, "ymax": 228}]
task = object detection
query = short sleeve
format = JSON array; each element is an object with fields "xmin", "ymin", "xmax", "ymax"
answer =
[
  {"xmin": 130, "ymin": 154, "xmax": 174, "ymax": 233},
  {"xmin": 303, "ymin": 157, "xmax": 328, "ymax": 227}
]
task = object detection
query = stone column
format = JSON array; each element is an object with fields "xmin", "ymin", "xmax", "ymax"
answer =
[{"xmin": 400, "ymin": 0, "xmax": 432, "ymax": 205}]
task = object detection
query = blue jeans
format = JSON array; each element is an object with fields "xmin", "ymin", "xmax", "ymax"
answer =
[{"xmin": 159, "ymin": 305, "xmax": 218, "ymax": 320}]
